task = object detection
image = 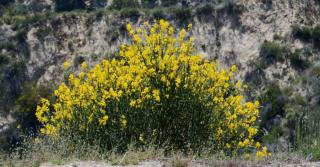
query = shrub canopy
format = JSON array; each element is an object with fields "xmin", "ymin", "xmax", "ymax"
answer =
[{"xmin": 36, "ymin": 20, "xmax": 266, "ymax": 156}]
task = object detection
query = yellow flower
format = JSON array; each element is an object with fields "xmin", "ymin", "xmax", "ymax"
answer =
[
  {"xmin": 139, "ymin": 134, "xmax": 144, "ymax": 142},
  {"xmin": 152, "ymin": 89, "xmax": 160, "ymax": 102},
  {"xmin": 120, "ymin": 115, "xmax": 127, "ymax": 128},
  {"xmin": 175, "ymin": 77, "xmax": 181, "ymax": 87},
  {"xmin": 255, "ymin": 142, "xmax": 261, "ymax": 148},
  {"xmin": 130, "ymin": 100, "xmax": 136, "ymax": 107},
  {"xmin": 35, "ymin": 98, "xmax": 50, "ymax": 123},
  {"xmin": 34, "ymin": 137, "xmax": 40, "ymax": 144},
  {"xmin": 41, "ymin": 124, "xmax": 57, "ymax": 136},
  {"xmin": 256, "ymin": 146, "xmax": 269, "ymax": 159},
  {"xmin": 187, "ymin": 23, "xmax": 193, "ymax": 31},
  {"xmin": 81, "ymin": 61, "xmax": 87, "ymax": 69},
  {"xmin": 248, "ymin": 127, "xmax": 258, "ymax": 137},
  {"xmin": 127, "ymin": 23, "xmax": 134, "ymax": 35},
  {"xmin": 231, "ymin": 65, "xmax": 237, "ymax": 72},
  {"xmin": 63, "ymin": 61, "xmax": 70, "ymax": 69},
  {"xmin": 99, "ymin": 115, "xmax": 109, "ymax": 126}
]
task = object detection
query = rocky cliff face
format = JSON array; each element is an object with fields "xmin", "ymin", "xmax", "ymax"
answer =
[
  {"xmin": 1, "ymin": 0, "xmax": 320, "ymax": 150},
  {"xmin": 6, "ymin": 0, "xmax": 320, "ymax": 84}
]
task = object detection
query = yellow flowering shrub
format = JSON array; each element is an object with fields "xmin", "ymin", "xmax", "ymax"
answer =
[{"xmin": 36, "ymin": 20, "xmax": 267, "ymax": 156}]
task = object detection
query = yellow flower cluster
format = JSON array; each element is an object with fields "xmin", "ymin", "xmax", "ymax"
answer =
[
  {"xmin": 36, "ymin": 20, "xmax": 267, "ymax": 156},
  {"xmin": 256, "ymin": 146, "xmax": 271, "ymax": 159}
]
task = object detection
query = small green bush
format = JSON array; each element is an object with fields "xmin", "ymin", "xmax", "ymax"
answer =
[
  {"xmin": 170, "ymin": 8, "xmax": 191, "ymax": 24},
  {"xmin": 150, "ymin": 7, "xmax": 165, "ymax": 19},
  {"xmin": 260, "ymin": 83, "xmax": 287, "ymax": 127},
  {"xmin": 6, "ymin": 3, "xmax": 28, "ymax": 16},
  {"xmin": 292, "ymin": 24, "xmax": 320, "ymax": 45},
  {"xmin": 259, "ymin": 41, "xmax": 288, "ymax": 67},
  {"xmin": 161, "ymin": 0, "xmax": 178, "ymax": 7},
  {"xmin": 288, "ymin": 51, "xmax": 310, "ymax": 70},
  {"xmin": 141, "ymin": 0, "xmax": 157, "ymax": 8},
  {"xmin": 0, "ymin": 0, "xmax": 12, "ymax": 6},
  {"xmin": 14, "ymin": 28, "xmax": 28, "ymax": 42},
  {"xmin": 14, "ymin": 83, "xmax": 53, "ymax": 131},
  {"xmin": 120, "ymin": 8, "xmax": 140, "ymax": 20},
  {"xmin": 0, "ymin": 42, "xmax": 15, "ymax": 51},
  {"xmin": 313, "ymin": 25, "xmax": 320, "ymax": 43},
  {"xmin": 111, "ymin": 0, "xmax": 138, "ymax": 9},
  {"xmin": 259, "ymin": 41, "xmax": 309, "ymax": 70},
  {"xmin": 196, "ymin": 5, "xmax": 214, "ymax": 16},
  {"xmin": 73, "ymin": 56, "xmax": 85, "ymax": 67},
  {"xmin": 54, "ymin": 0, "xmax": 86, "ymax": 12},
  {"xmin": 0, "ymin": 55, "xmax": 9, "ymax": 67},
  {"xmin": 292, "ymin": 24, "xmax": 314, "ymax": 42},
  {"xmin": 35, "ymin": 26, "xmax": 52, "ymax": 39}
]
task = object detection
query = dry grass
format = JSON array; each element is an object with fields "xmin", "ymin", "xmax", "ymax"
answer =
[
  {"xmin": 0, "ymin": 136, "xmax": 309, "ymax": 167},
  {"xmin": 107, "ymin": 145, "xmax": 165, "ymax": 165}
]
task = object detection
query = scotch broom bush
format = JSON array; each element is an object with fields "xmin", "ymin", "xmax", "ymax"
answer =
[{"xmin": 36, "ymin": 20, "xmax": 267, "ymax": 157}]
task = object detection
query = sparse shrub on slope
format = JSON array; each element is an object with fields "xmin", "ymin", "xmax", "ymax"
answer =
[
  {"xmin": 36, "ymin": 20, "xmax": 268, "ymax": 157},
  {"xmin": 54, "ymin": 0, "xmax": 86, "ymax": 12},
  {"xmin": 141, "ymin": 0, "xmax": 157, "ymax": 8},
  {"xmin": 161, "ymin": 0, "xmax": 178, "ymax": 7},
  {"xmin": 170, "ymin": 8, "xmax": 192, "ymax": 24},
  {"xmin": 120, "ymin": 8, "xmax": 140, "ymax": 20},
  {"xmin": 260, "ymin": 41, "xmax": 288, "ymax": 67},
  {"xmin": 111, "ymin": 0, "xmax": 138, "ymax": 9},
  {"xmin": 292, "ymin": 24, "xmax": 320, "ymax": 46},
  {"xmin": 0, "ymin": 0, "xmax": 12, "ymax": 6},
  {"xmin": 259, "ymin": 41, "xmax": 310, "ymax": 70}
]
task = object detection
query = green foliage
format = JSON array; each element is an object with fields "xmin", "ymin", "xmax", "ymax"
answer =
[
  {"xmin": 161, "ymin": 0, "xmax": 178, "ymax": 7},
  {"xmin": 13, "ymin": 83, "xmax": 53, "ymax": 131},
  {"xmin": 288, "ymin": 50, "xmax": 310, "ymax": 70},
  {"xmin": 259, "ymin": 41, "xmax": 310, "ymax": 70},
  {"xmin": 262, "ymin": 125, "xmax": 282, "ymax": 145},
  {"xmin": 0, "ymin": 42, "xmax": 15, "ymax": 51},
  {"xmin": 196, "ymin": 5, "xmax": 214, "ymax": 16},
  {"xmin": 111, "ymin": 0, "xmax": 138, "ymax": 9},
  {"xmin": 14, "ymin": 27, "xmax": 29, "ymax": 42},
  {"xmin": 260, "ymin": 83, "xmax": 287, "ymax": 128},
  {"xmin": 293, "ymin": 110, "xmax": 320, "ymax": 160},
  {"xmin": 292, "ymin": 24, "xmax": 320, "ymax": 45},
  {"xmin": 4, "ymin": 3, "xmax": 28, "ymax": 16},
  {"xmin": 35, "ymin": 26, "xmax": 53, "ymax": 39},
  {"xmin": 73, "ymin": 56, "xmax": 85, "ymax": 67},
  {"xmin": 119, "ymin": 8, "xmax": 140, "ymax": 20},
  {"xmin": 292, "ymin": 25, "xmax": 314, "ymax": 42},
  {"xmin": 259, "ymin": 41, "xmax": 288, "ymax": 68},
  {"xmin": 37, "ymin": 21, "xmax": 262, "ymax": 155},
  {"xmin": 169, "ymin": 8, "xmax": 192, "ymax": 24},
  {"xmin": 313, "ymin": 25, "xmax": 320, "ymax": 43},
  {"xmin": 150, "ymin": 7, "xmax": 165, "ymax": 19},
  {"xmin": 141, "ymin": 0, "xmax": 157, "ymax": 8},
  {"xmin": 54, "ymin": 0, "xmax": 86, "ymax": 12},
  {"xmin": 0, "ymin": 0, "xmax": 12, "ymax": 6},
  {"xmin": 0, "ymin": 54, "xmax": 9, "ymax": 68}
]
